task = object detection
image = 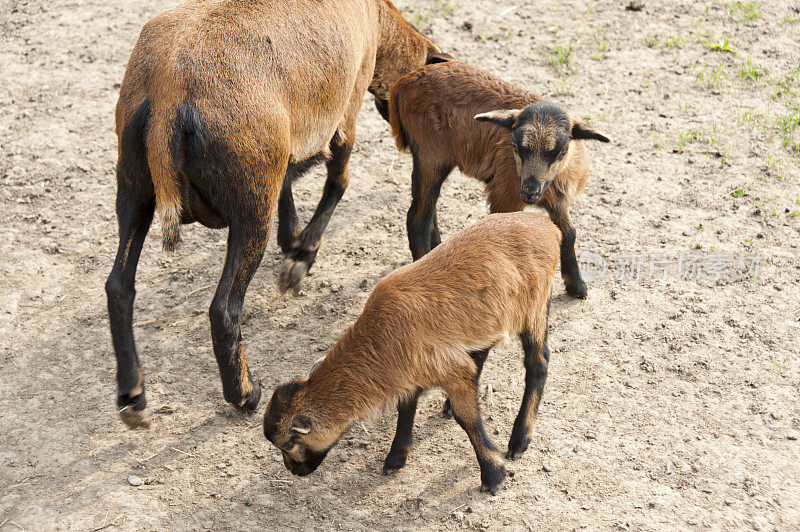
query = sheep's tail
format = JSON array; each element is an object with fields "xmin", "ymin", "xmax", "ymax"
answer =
[
  {"xmin": 388, "ymin": 83, "xmax": 411, "ymax": 153},
  {"xmin": 148, "ymin": 102, "xmax": 214, "ymax": 251}
]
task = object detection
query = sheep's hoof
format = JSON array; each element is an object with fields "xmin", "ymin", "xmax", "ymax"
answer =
[
  {"xmin": 565, "ymin": 278, "xmax": 587, "ymax": 299},
  {"xmin": 118, "ymin": 393, "xmax": 150, "ymax": 429},
  {"xmin": 383, "ymin": 451, "xmax": 409, "ymax": 474},
  {"xmin": 505, "ymin": 436, "xmax": 531, "ymax": 460},
  {"xmin": 277, "ymin": 257, "xmax": 309, "ymax": 295},
  {"xmin": 234, "ymin": 382, "xmax": 262, "ymax": 414},
  {"xmin": 441, "ymin": 398, "xmax": 453, "ymax": 419},
  {"xmin": 479, "ymin": 464, "xmax": 506, "ymax": 496}
]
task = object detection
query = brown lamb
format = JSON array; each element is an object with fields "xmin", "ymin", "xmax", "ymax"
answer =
[
  {"xmin": 264, "ymin": 212, "xmax": 561, "ymax": 495},
  {"xmin": 388, "ymin": 60, "xmax": 610, "ymax": 299}
]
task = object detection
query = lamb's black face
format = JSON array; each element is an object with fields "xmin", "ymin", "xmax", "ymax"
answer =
[
  {"xmin": 475, "ymin": 101, "xmax": 610, "ymax": 204},
  {"xmin": 263, "ymin": 380, "xmax": 336, "ymax": 476},
  {"xmin": 281, "ymin": 447, "xmax": 331, "ymax": 476},
  {"xmin": 510, "ymin": 102, "xmax": 571, "ymax": 204}
]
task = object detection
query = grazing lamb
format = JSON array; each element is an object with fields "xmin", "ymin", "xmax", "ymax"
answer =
[
  {"xmin": 264, "ymin": 212, "xmax": 561, "ymax": 495},
  {"xmin": 106, "ymin": 0, "xmax": 452, "ymax": 429},
  {"xmin": 388, "ymin": 61, "xmax": 610, "ymax": 299}
]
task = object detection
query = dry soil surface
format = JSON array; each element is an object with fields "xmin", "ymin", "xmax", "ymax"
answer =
[{"xmin": 1, "ymin": 0, "xmax": 799, "ymax": 530}]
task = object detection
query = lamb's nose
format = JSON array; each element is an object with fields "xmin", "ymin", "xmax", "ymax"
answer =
[{"xmin": 521, "ymin": 181, "xmax": 543, "ymax": 203}]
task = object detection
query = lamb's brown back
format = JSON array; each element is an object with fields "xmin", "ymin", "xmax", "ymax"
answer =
[
  {"xmin": 389, "ymin": 61, "xmax": 540, "ymax": 177},
  {"xmin": 357, "ymin": 212, "xmax": 560, "ymax": 360}
]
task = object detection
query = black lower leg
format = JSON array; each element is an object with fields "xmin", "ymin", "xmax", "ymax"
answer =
[
  {"xmin": 545, "ymin": 203, "xmax": 586, "ymax": 298},
  {"xmin": 559, "ymin": 225, "xmax": 586, "ymax": 298},
  {"xmin": 209, "ymin": 226, "xmax": 268, "ymax": 411},
  {"xmin": 407, "ymin": 154, "xmax": 451, "ymax": 261},
  {"xmin": 277, "ymin": 179, "xmax": 300, "ymax": 253},
  {"xmin": 384, "ymin": 391, "xmax": 421, "ymax": 473},
  {"xmin": 507, "ymin": 330, "xmax": 550, "ymax": 459},
  {"xmin": 448, "ymin": 386, "xmax": 506, "ymax": 495},
  {"xmin": 106, "ymin": 193, "xmax": 155, "ymax": 428},
  {"xmin": 406, "ymin": 203, "xmax": 436, "ymax": 261},
  {"xmin": 278, "ymin": 135, "xmax": 352, "ymax": 293},
  {"xmin": 429, "ymin": 211, "xmax": 442, "ymax": 249}
]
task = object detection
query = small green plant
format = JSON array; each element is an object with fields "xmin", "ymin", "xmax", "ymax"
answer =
[
  {"xmin": 695, "ymin": 63, "xmax": 726, "ymax": 89},
  {"xmin": 776, "ymin": 105, "xmax": 800, "ymax": 153},
  {"xmin": 442, "ymin": 1, "xmax": 453, "ymax": 16},
  {"xmin": 789, "ymin": 210, "xmax": 800, "ymax": 218},
  {"xmin": 664, "ymin": 35, "xmax": 681, "ymax": 49},
  {"xmin": 739, "ymin": 59, "xmax": 766, "ymax": 82},
  {"xmin": 677, "ymin": 129, "xmax": 702, "ymax": 150},
  {"xmin": 771, "ymin": 68, "xmax": 800, "ymax": 99},
  {"xmin": 781, "ymin": 13, "xmax": 800, "ymax": 28},
  {"xmin": 706, "ymin": 38, "xmax": 735, "ymax": 53},
  {"xmin": 552, "ymin": 38, "xmax": 576, "ymax": 70},
  {"xmin": 732, "ymin": 188, "xmax": 747, "ymax": 197},
  {"xmin": 735, "ymin": 107, "xmax": 763, "ymax": 128},
  {"xmin": 722, "ymin": 1, "xmax": 761, "ymax": 21},
  {"xmin": 646, "ymin": 36, "xmax": 660, "ymax": 48},
  {"xmin": 594, "ymin": 33, "xmax": 609, "ymax": 60}
]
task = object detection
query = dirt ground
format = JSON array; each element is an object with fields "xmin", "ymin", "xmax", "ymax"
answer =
[{"xmin": 1, "ymin": 0, "xmax": 799, "ymax": 530}]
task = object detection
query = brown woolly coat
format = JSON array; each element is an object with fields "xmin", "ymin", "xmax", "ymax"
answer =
[
  {"xmin": 116, "ymin": 0, "xmax": 440, "ymax": 246},
  {"xmin": 288, "ymin": 212, "xmax": 560, "ymax": 449}
]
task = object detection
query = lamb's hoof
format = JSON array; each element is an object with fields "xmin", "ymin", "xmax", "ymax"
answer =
[
  {"xmin": 505, "ymin": 437, "xmax": 531, "ymax": 460},
  {"xmin": 479, "ymin": 465, "xmax": 506, "ymax": 496},
  {"xmin": 565, "ymin": 278, "xmax": 587, "ymax": 299},
  {"xmin": 442, "ymin": 398, "xmax": 453, "ymax": 419},
  {"xmin": 382, "ymin": 451, "xmax": 409, "ymax": 474},
  {"xmin": 234, "ymin": 383, "xmax": 262, "ymax": 413},
  {"xmin": 118, "ymin": 393, "xmax": 149, "ymax": 429},
  {"xmin": 278, "ymin": 257, "xmax": 309, "ymax": 295}
]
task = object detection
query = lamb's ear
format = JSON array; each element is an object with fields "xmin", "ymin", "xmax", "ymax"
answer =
[
  {"xmin": 291, "ymin": 415, "xmax": 312, "ymax": 435},
  {"xmin": 474, "ymin": 109, "xmax": 522, "ymax": 129},
  {"xmin": 426, "ymin": 51, "xmax": 456, "ymax": 64},
  {"xmin": 308, "ymin": 356, "xmax": 326, "ymax": 377},
  {"xmin": 570, "ymin": 120, "xmax": 611, "ymax": 143}
]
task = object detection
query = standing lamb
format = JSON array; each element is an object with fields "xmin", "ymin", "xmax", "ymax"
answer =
[
  {"xmin": 389, "ymin": 61, "xmax": 610, "ymax": 299},
  {"xmin": 106, "ymin": 0, "xmax": 452, "ymax": 429},
  {"xmin": 264, "ymin": 212, "xmax": 561, "ymax": 495}
]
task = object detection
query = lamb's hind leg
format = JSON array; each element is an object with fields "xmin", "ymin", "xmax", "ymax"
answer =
[
  {"xmin": 444, "ymin": 363, "xmax": 506, "ymax": 495},
  {"xmin": 442, "ymin": 348, "xmax": 489, "ymax": 418},
  {"xmin": 208, "ymin": 147, "xmax": 286, "ymax": 411},
  {"xmin": 407, "ymin": 152, "xmax": 452, "ymax": 261},
  {"xmin": 106, "ymin": 99, "xmax": 155, "ymax": 429}
]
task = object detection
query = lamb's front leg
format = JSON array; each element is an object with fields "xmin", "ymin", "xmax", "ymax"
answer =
[
  {"xmin": 384, "ymin": 390, "xmax": 421, "ymax": 473},
  {"xmin": 544, "ymin": 202, "xmax": 586, "ymax": 299}
]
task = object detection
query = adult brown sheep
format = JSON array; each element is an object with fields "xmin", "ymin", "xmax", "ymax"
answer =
[{"xmin": 106, "ymin": 0, "xmax": 451, "ymax": 428}]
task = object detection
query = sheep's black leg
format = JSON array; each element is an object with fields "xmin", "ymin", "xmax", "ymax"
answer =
[
  {"xmin": 383, "ymin": 390, "xmax": 422, "ymax": 473},
  {"xmin": 278, "ymin": 130, "xmax": 352, "ymax": 293},
  {"xmin": 443, "ymin": 347, "xmax": 490, "ymax": 419},
  {"xmin": 544, "ymin": 202, "xmax": 586, "ymax": 299},
  {"xmin": 407, "ymin": 151, "xmax": 452, "ymax": 261},
  {"xmin": 276, "ymin": 177, "xmax": 300, "ymax": 254},
  {"xmin": 507, "ymin": 319, "xmax": 550, "ymax": 459},
  {"xmin": 106, "ymin": 192, "xmax": 155, "ymax": 429},
  {"xmin": 444, "ymin": 366, "xmax": 506, "ymax": 495},
  {"xmin": 209, "ymin": 222, "xmax": 271, "ymax": 412},
  {"xmin": 430, "ymin": 210, "xmax": 441, "ymax": 250}
]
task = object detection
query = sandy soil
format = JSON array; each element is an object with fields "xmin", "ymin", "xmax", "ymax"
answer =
[{"xmin": 1, "ymin": 0, "xmax": 799, "ymax": 530}]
